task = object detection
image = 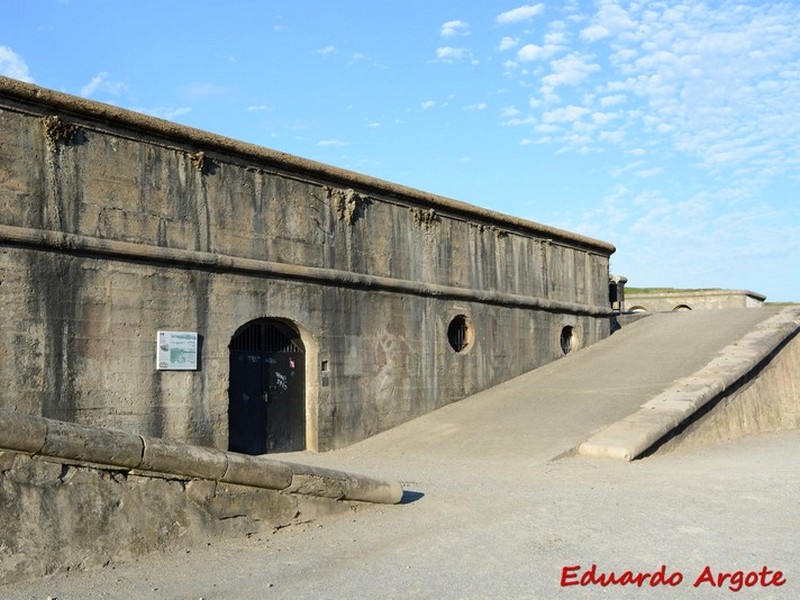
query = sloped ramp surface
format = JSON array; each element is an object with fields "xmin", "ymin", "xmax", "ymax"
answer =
[
  {"xmin": 293, "ymin": 306, "xmax": 792, "ymax": 466},
  {"xmin": 581, "ymin": 306, "xmax": 800, "ymax": 460}
]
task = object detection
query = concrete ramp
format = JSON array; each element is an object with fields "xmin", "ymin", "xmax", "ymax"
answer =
[
  {"xmin": 294, "ymin": 306, "xmax": 799, "ymax": 466},
  {"xmin": 580, "ymin": 306, "xmax": 800, "ymax": 460}
]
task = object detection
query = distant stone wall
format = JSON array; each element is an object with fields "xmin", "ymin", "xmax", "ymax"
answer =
[
  {"xmin": 626, "ymin": 289, "xmax": 766, "ymax": 313},
  {"xmin": 0, "ymin": 77, "xmax": 615, "ymax": 452}
]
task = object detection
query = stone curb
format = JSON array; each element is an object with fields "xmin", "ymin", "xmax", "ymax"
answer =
[
  {"xmin": 284, "ymin": 462, "xmax": 405, "ymax": 505},
  {"xmin": 0, "ymin": 411, "xmax": 403, "ymax": 504},
  {"xmin": 578, "ymin": 306, "xmax": 800, "ymax": 461}
]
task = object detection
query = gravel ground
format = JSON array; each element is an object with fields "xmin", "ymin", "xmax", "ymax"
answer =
[{"xmin": 3, "ymin": 428, "xmax": 797, "ymax": 600}]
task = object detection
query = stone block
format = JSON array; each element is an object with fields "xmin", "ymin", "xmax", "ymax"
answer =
[
  {"xmin": 0, "ymin": 410, "xmax": 47, "ymax": 454},
  {"xmin": 222, "ymin": 452, "xmax": 293, "ymax": 490},
  {"xmin": 139, "ymin": 436, "xmax": 227, "ymax": 480},
  {"xmin": 41, "ymin": 419, "xmax": 144, "ymax": 468}
]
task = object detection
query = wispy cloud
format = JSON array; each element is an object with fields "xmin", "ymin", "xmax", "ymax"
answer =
[
  {"xmin": 436, "ymin": 46, "xmax": 473, "ymax": 63},
  {"xmin": 420, "ymin": 100, "xmax": 436, "ymax": 110},
  {"xmin": 0, "ymin": 46, "xmax": 34, "ymax": 83},
  {"xmin": 318, "ymin": 139, "xmax": 348, "ymax": 147},
  {"xmin": 137, "ymin": 106, "xmax": 192, "ymax": 121},
  {"xmin": 496, "ymin": 4, "xmax": 545, "ymax": 25},
  {"xmin": 441, "ymin": 20, "xmax": 469, "ymax": 38},
  {"xmin": 541, "ymin": 53, "xmax": 600, "ymax": 90},
  {"xmin": 247, "ymin": 104, "xmax": 273, "ymax": 112},
  {"xmin": 543, "ymin": 104, "xmax": 590, "ymax": 123},
  {"xmin": 497, "ymin": 37, "xmax": 518, "ymax": 52},
  {"xmin": 498, "ymin": 0, "xmax": 800, "ymax": 182},
  {"xmin": 80, "ymin": 72, "xmax": 126, "ymax": 98},
  {"xmin": 579, "ymin": 0, "xmax": 635, "ymax": 42},
  {"xmin": 316, "ymin": 45, "xmax": 337, "ymax": 56},
  {"xmin": 181, "ymin": 83, "xmax": 228, "ymax": 102}
]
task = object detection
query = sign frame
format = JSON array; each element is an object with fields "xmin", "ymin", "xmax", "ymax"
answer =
[{"xmin": 156, "ymin": 330, "xmax": 199, "ymax": 371}]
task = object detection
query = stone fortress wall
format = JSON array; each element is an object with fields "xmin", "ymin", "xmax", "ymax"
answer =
[
  {"xmin": 0, "ymin": 76, "xmax": 615, "ymax": 452},
  {"xmin": 626, "ymin": 289, "xmax": 766, "ymax": 313}
]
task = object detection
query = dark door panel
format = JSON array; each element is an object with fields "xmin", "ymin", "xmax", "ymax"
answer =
[{"xmin": 228, "ymin": 320, "xmax": 306, "ymax": 455}]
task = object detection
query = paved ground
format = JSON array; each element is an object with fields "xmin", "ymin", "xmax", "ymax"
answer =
[{"xmin": 3, "ymin": 307, "xmax": 798, "ymax": 599}]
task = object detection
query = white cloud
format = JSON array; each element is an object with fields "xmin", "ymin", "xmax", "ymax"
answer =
[
  {"xmin": 247, "ymin": 104, "xmax": 272, "ymax": 111},
  {"xmin": 599, "ymin": 94, "xmax": 626, "ymax": 107},
  {"xmin": 436, "ymin": 46, "xmax": 472, "ymax": 62},
  {"xmin": 543, "ymin": 105, "xmax": 590, "ymax": 123},
  {"xmin": 80, "ymin": 72, "xmax": 127, "ymax": 98},
  {"xmin": 318, "ymin": 139, "xmax": 348, "ymax": 147},
  {"xmin": 316, "ymin": 45, "xmax": 337, "ymax": 56},
  {"xmin": 498, "ymin": 37, "xmax": 518, "ymax": 52},
  {"xmin": 517, "ymin": 32, "xmax": 566, "ymax": 62},
  {"xmin": 635, "ymin": 167, "xmax": 664, "ymax": 178},
  {"xmin": 503, "ymin": 114, "xmax": 538, "ymax": 126},
  {"xmin": 541, "ymin": 53, "xmax": 600, "ymax": 89},
  {"xmin": 501, "ymin": 106, "xmax": 521, "ymax": 118},
  {"xmin": 580, "ymin": 24, "xmax": 611, "ymax": 42},
  {"xmin": 465, "ymin": 103, "xmax": 487, "ymax": 110},
  {"xmin": 579, "ymin": 0, "xmax": 636, "ymax": 42},
  {"xmin": 591, "ymin": 111, "xmax": 617, "ymax": 124},
  {"xmin": 420, "ymin": 100, "xmax": 436, "ymax": 110},
  {"xmin": 517, "ymin": 44, "xmax": 547, "ymax": 62},
  {"xmin": 0, "ymin": 46, "xmax": 33, "ymax": 82},
  {"xmin": 441, "ymin": 20, "xmax": 469, "ymax": 38},
  {"xmin": 496, "ymin": 4, "xmax": 545, "ymax": 25}
]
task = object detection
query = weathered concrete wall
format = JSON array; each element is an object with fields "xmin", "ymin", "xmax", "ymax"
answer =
[
  {"xmin": 0, "ymin": 450, "xmax": 355, "ymax": 585},
  {"xmin": 626, "ymin": 289, "xmax": 766, "ymax": 313},
  {"xmin": 0, "ymin": 77, "xmax": 615, "ymax": 451},
  {"xmin": 0, "ymin": 409, "xmax": 401, "ymax": 584},
  {"xmin": 659, "ymin": 329, "xmax": 800, "ymax": 452}
]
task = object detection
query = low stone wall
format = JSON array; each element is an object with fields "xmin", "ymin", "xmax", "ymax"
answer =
[
  {"xmin": 626, "ymin": 289, "xmax": 766, "ymax": 312},
  {"xmin": 0, "ymin": 410, "xmax": 403, "ymax": 584},
  {"xmin": 658, "ymin": 323, "xmax": 800, "ymax": 451}
]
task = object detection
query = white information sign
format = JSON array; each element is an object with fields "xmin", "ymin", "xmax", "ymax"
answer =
[{"xmin": 156, "ymin": 331, "xmax": 198, "ymax": 371}]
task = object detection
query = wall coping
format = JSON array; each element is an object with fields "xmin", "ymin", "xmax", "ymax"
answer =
[
  {"xmin": 626, "ymin": 289, "xmax": 767, "ymax": 302},
  {"xmin": 0, "ymin": 410, "xmax": 403, "ymax": 505}
]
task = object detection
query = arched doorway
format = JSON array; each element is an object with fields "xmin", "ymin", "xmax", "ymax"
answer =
[{"xmin": 228, "ymin": 319, "xmax": 306, "ymax": 454}]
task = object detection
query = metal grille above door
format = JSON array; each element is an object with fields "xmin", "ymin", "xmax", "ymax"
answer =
[{"xmin": 230, "ymin": 320, "xmax": 303, "ymax": 353}]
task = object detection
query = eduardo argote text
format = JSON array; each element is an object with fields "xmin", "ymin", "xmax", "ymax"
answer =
[{"xmin": 561, "ymin": 564, "xmax": 786, "ymax": 592}]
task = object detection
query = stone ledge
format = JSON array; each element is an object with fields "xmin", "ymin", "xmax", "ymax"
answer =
[
  {"xmin": 578, "ymin": 306, "xmax": 800, "ymax": 461},
  {"xmin": 0, "ymin": 410, "xmax": 403, "ymax": 504},
  {"xmin": 0, "ymin": 223, "xmax": 613, "ymax": 317}
]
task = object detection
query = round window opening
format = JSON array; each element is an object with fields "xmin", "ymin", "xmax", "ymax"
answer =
[
  {"xmin": 560, "ymin": 325, "xmax": 578, "ymax": 355},
  {"xmin": 447, "ymin": 315, "xmax": 473, "ymax": 353}
]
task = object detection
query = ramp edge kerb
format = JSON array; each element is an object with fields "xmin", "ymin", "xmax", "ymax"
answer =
[
  {"xmin": 0, "ymin": 411, "xmax": 403, "ymax": 504},
  {"xmin": 578, "ymin": 306, "xmax": 800, "ymax": 461}
]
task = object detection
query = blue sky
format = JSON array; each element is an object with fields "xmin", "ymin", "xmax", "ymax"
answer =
[{"xmin": 2, "ymin": 0, "xmax": 798, "ymax": 301}]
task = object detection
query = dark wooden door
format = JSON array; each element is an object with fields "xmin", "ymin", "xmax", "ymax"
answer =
[{"xmin": 228, "ymin": 321, "xmax": 305, "ymax": 454}]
